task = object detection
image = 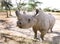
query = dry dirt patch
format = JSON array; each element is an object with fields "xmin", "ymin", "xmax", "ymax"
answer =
[{"xmin": 0, "ymin": 12, "xmax": 60, "ymax": 44}]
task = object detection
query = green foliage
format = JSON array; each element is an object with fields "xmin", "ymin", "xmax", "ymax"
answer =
[
  {"xmin": 1, "ymin": 0, "xmax": 13, "ymax": 17},
  {"xmin": 27, "ymin": 0, "xmax": 42, "ymax": 11},
  {"xmin": 43, "ymin": 7, "xmax": 51, "ymax": 12},
  {"xmin": 51, "ymin": 8, "xmax": 60, "ymax": 12},
  {"xmin": 20, "ymin": 3, "xmax": 26, "ymax": 6},
  {"xmin": 1, "ymin": 0, "xmax": 13, "ymax": 10},
  {"xmin": 16, "ymin": 0, "xmax": 27, "ymax": 11},
  {"xmin": 16, "ymin": 0, "xmax": 42, "ymax": 11},
  {"xmin": 43, "ymin": 7, "xmax": 60, "ymax": 12}
]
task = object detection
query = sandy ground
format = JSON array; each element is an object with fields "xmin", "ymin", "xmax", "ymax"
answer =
[{"xmin": 0, "ymin": 12, "xmax": 60, "ymax": 44}]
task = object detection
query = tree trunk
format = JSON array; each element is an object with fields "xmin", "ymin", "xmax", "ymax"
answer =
[
  {"xmin": 6, "ymin": 10, "xmax": 9, "ymax": 18},
  {"xmin": 9, "ymin": 9, "xmax": 12, "ymax": 16}
]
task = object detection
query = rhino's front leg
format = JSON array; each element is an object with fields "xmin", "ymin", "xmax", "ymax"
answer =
[
  {"xmin": 50, "ymin": 28, "xmax": 53, "ymax": 33},
  {"xmin": 33, "ymin": 29, "xmax": 37, "ymax": 39},
  {"xmin": 33, "ymin": 27, "xmax": 38, "ymax": 39},
  {"xmin": 40, "ymin": 30, "xmax": 47, "ymax": 40}
]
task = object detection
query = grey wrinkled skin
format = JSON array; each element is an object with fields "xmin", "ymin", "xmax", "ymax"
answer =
[{"xmin": 15, "ymin": 9, "xmax": 55, "ymax": 40}]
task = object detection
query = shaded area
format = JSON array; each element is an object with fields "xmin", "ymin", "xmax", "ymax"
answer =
[
  {"xmin": 0, "ymin": 20, "xmax": 6, "ymax": 23},
  {"xmin": 53, "ymin": 32, "xmax": 60, "ymax": 35},
  {"xmin": 52, "ymin": 36, "xmax": 60, "ymax": 44}
]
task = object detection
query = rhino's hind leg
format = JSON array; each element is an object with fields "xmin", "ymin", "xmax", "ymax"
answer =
[
  {"xmin": 50, "ymin": 26, "xmax": 54, "ymax": 33},
  {"xmin": 50, "ymin": 28, "xmax": 53, "ymax": 33},
  {"xmin": 50, "ymin": 22, "xmax": 55, "ymax": 33},
  {"xmin": 47, "ymin": 27, "xmax": 53, "ymax": 33}
]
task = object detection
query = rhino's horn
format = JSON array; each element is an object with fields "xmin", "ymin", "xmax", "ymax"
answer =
[
  {"xmin": 15, "ymin": 10, "xmax": 22, "ymax": 19},
  {"xmin": 15, "ymin": 10, "xmax": 21, "ymax": 16}
]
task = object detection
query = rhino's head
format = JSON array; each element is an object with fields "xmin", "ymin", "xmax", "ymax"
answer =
[{"xmin": 15, "ymin": 9, "xmax": 39, "ymax": 29}]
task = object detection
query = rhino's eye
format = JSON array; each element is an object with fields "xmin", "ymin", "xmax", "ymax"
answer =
[
  {"xmin": 28, "ymin": 19, "xmax": 30, "ymax": 23},
  {"xmin": 17, "ymin": 21, "xmax": 22, "ymax": 25},
  {"xmin": 19, "ymin": 22, "xmax": 21, "ymax": 24}
]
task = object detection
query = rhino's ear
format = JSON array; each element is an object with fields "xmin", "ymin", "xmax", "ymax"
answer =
[
  {"xmin": 33, "ymin": 9, "xmax": 39, "ymax": 17},
  {"xmin": 35, "ymin": 9, "xmax": 39, "ymax": 15},
  {"xmin": 28, "ymin": 19, "xmax": 31, "ymax": 23}
]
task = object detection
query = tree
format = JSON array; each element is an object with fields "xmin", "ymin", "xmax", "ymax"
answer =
[
  {"xmin": 1, "ymin": 0, "xmax": 13, "ymax": 17},
  {"xmin": 16, "ymin": 0, "xmax": 26, "ymax": 11},
  {"xmin": 16, "ymin": 0, "xmax": 42, "ymax": 11},
  {"xmin": 8, "ymin": 0, "xmax": 13, "ymax": 16},
  {"xmin": 27, "ymin": 0, "xmax": 42, "ymax": 11}
]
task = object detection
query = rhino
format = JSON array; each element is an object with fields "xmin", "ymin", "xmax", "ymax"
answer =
[{"xmin": 15, "ymin": 9, "xmax": 55, "ymax": 40}]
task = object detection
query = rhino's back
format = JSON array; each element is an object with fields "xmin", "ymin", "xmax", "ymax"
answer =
[{"xmin": 34, "ymin": 13, "xmax": 50, "ymax": 30}]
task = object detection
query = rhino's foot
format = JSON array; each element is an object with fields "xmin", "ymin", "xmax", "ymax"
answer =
[
  {"xmin": 51, "ymin": 30, "xmax": 53, "ymax": 33},
  {"xmin": 34, "ymin": 37, "xmax": 40, "ymax": 40}
]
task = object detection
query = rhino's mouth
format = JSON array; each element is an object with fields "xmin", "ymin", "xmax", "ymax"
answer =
[
  {"xmin": 17, "ymin": 24, "xmax": 22, "ymax": 28},
  {"xmin": 18, "ymin": 26, "xmax": 22, "ymax": 28}
]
